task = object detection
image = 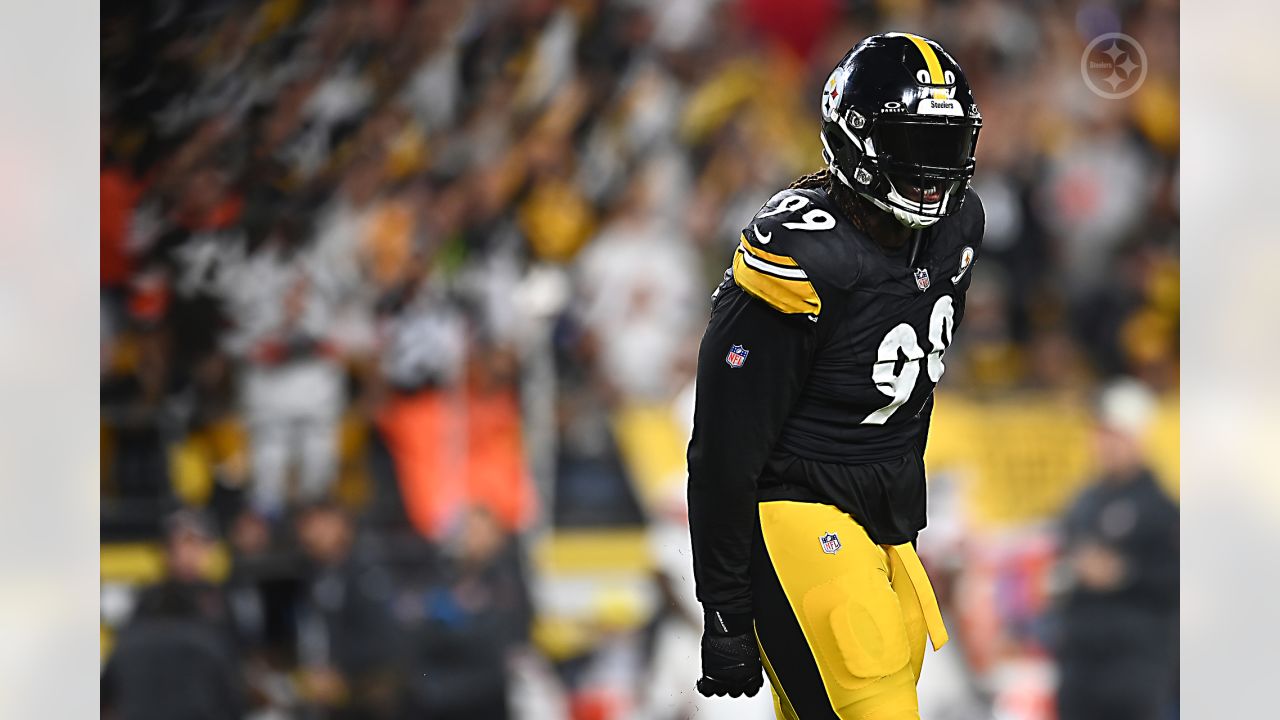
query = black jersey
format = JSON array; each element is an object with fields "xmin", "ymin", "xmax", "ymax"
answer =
[{"xmin": 687, "ymin": 185, "xmax": 985, "ymax": 614}]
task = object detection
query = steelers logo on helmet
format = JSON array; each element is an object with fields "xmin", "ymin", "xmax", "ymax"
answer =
[
  {"xmin": 821, "ymin": 66, "xmax": 848, "ymax": 122},
  {"xmin": 817, "ymin": 33, "xmax": 982, "ymax": 230}
]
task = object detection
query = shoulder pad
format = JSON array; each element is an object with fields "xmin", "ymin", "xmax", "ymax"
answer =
[
  {"xmin": 732, "ymin": 188, "xmax": 862, "ymax": 316},
  {"xmin": 732, "ymin": 230, "xmax": 822, "ymax": 317}
]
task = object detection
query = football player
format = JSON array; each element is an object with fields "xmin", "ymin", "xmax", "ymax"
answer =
[{"xmin": 687, "ymin": 33, "xmax": 985, "ymax": 719}]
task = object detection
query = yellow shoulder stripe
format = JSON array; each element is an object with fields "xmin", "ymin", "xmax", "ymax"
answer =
[
  {"xmin": 739, "ymin": 233, "xmax": 799, "ymax": 267},
  {"xmin": 733, "ymin": 249, "xmax": 821, "ymax": 317}
]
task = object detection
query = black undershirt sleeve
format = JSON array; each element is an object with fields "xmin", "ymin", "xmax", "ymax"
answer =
[{"xmin": 687, "ymin": 282, "xmax": 819, "ymax": 615}]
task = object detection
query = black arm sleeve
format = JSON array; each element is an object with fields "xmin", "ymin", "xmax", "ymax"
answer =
[{"xmin": 687, "ymin": 283, "xmax": 819, "ymax": 615}]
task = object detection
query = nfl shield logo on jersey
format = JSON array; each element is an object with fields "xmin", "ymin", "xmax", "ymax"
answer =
[
  {"xmin": 914, "ymin": 268, "xmax": 931, "ymax": 291},
  {"xmin": 820, "ymin": 532, "xmax": 842, "ymax": 554},
  {"xmin": 725, "ymin": 344, "xmax": 749, "ymax": 369}
]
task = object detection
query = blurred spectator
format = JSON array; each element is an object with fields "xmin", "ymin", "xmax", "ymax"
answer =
[
  {"xmin": 293, "ymin": 501, "xmax": 401, "ymax": 719},
  {"xmin": 224, "ymin": 208, "xmax": 346, "ymax": 520},
  {"xmin": 101, "ymin": 511, "xmax": 244, "ymax": 720},
  {"xmin": 130, "ymin": 162, "xmax": 244, "ymax": 405},
  {"xmin": 376, "ymin": 330, "xmax": 536, "ymax": 540},
  {"xmin": 575, "ymin": 165, "xmax": 701, "ymax": 402},
  {"xmin": 399, "ymin": 507, "xmax": 533, "ymax": 720},
  {"xmin": 1054, "ymin": 379, "xmax": 1179, "ymax": 720}
]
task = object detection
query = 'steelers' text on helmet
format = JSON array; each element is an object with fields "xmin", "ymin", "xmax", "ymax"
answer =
[{"xmin": 819, "ymin": 32, "xmax": 982, "ymax": 230}]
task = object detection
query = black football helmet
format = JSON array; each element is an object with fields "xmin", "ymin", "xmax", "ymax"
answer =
[{"xmin": 819, "ymin": 33, "xmax": 982, "ymax": 229}]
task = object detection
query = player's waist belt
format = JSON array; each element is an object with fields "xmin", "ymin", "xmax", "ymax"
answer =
[{"xmin": 885, "ymin": 542, "xmax": 949, "ymax": 651}]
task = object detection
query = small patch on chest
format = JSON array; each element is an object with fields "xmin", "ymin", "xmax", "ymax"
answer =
[{"xmin": 913, "ymin": 267, "xmax": 931, "ymax": 291}]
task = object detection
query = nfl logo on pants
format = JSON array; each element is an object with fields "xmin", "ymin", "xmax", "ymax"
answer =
[
  {"xmin": 820, "ymin": 532, "xmax": 842, "ymax": 554},
  {"xmin": 725, "ymin": 344, "xmax": 749, "ymax": 368}
]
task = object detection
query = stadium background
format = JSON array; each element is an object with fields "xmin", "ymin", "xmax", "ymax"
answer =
[{"xmin": 99, "ymin": 0, "xmax": 1179, "ymax": 718}]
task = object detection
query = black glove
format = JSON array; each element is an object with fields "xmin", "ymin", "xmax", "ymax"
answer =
[{"xmin": 696, "ymin": 610, "xmax": 764, "ymax": 698}]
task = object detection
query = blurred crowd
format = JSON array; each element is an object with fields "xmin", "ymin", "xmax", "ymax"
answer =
[{"xmin": 100, "ymin": 0, "xmax": 1179, "ymax": 718}]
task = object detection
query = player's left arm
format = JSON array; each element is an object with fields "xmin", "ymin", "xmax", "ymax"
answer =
[
  {"xmin": 687, "ymin": 282, "xmax": 819, "ymax": 699},
  {"xmin": 687, "ymin": 225, "xmax": 832, "ymax": 698},
  {"xmin": 687, "ymin": 281, "xmax": 819, "ymax": 615}
]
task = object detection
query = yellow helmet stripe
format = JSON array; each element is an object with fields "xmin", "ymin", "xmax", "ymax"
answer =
[{"xmin": 902, "ymin": 33, "xmax": 948, "ymax": 99}]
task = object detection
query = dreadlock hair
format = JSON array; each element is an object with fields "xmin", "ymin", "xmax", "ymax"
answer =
[
  {"xmin": 788, "ymin": 168, "xmax": 831, "ymax": 190},
  {"xmin": 787, "ymin": 168, "xmax": 870, "ymax": 233}
]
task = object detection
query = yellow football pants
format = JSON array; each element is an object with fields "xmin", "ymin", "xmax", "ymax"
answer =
[{"xmin": 751, "ymin": 501, "xmax": 949, "ymax": 719}]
